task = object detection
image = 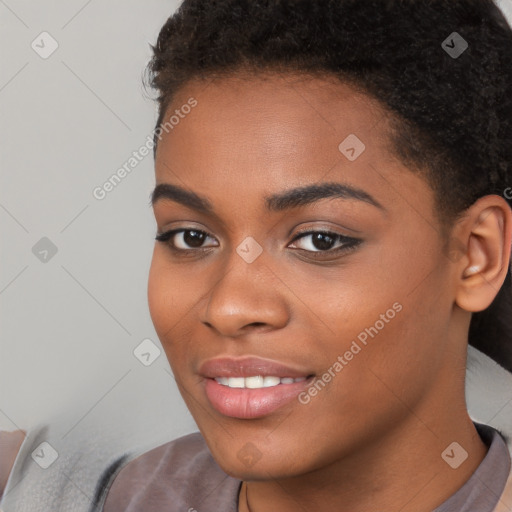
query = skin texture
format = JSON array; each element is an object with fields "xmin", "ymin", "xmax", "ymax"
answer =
[{"xmin": 148, "ymin": 72, "xmax": 512, "ymax": 512}]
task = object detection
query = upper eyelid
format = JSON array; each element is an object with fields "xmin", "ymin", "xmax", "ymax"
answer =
[
  {"xmin": 289, "ymin": 230, "xmax": 357, "ymax": 249},
  {"xmin": 157, "ymin": 227, "xmax": 357, "ymax": 248},
  {"xmin": 157, "ymin": 227, "xmax": 352, "ymax": 238}
]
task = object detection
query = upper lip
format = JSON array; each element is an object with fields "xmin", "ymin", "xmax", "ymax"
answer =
[{"xmin": 199, "ymin": 356, "xmax": 313, "ymax": 379}]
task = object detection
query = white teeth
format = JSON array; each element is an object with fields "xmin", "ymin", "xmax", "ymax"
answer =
[
  {"xmin": 245, "ymin": 376, "xmax": 264, "ymax": 388},
  {"xmin": 263, "ymin": 376, "xmax": 281, "ymax": 387},
  {"xmin": 228, "ymin": 377, "xmax": 245, "ymax": 388},
  {"xmin": 214, "ymin": 375, "xmax": 307, "ymax": 389}
]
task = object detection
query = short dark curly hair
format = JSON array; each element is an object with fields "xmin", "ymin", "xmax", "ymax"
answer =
[{"xmin": 145, "ymin": 0, "xmax": 512, "ymax": 372}]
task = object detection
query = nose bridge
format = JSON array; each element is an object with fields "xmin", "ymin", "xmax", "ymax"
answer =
[{"xmin": 202, "ymin": 242, "xmax": 289, "ymax": 336}]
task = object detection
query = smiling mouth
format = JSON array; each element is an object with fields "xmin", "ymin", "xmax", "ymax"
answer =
[
  {"xmin": 204, "ymin": 373, "xmax": 316, "ymax": 419},
  {"xmin": 213, "ymin": 375, "xmax": 315, "ymax": 389}
]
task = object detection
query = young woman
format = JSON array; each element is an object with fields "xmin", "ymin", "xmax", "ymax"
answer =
[{"xmin": 1, "ymin": 1, "xmax": 512, "ymax": 511}]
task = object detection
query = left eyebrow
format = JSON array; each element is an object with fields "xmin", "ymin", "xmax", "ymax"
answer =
[
  {"xmin": 264, "ymin": 182, "xmax": 386, "ymax": 213},
  {"xmin": 151, "ymin": 181, "xmax": 386, "ymax": 214}
]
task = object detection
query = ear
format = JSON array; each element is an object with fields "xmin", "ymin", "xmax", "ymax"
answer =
[{"xmin": 452, "ymin": 195, "xmax": 512, "ymax": 313}]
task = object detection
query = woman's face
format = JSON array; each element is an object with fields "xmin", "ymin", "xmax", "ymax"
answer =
[{"xmin": 148, "ymin": 73, "xmax": 463, "ymax": 479}]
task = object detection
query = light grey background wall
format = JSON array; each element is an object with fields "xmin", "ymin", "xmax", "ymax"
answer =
[
  {"xmin": 0, "ymin": 0, "xmax": 198, "ymax": 452},
  {"xmin": 499, "ymin": 0, "xmax": 512, "ymax": 20},
  {"xmin": 1, "ymin": 0, "xmax": 512, "ymax": 454}
]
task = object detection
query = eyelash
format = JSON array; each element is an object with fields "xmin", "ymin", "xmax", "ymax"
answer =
[{"xmin": 155, "ymin": 228, "xmax": 362, "ymax": 259}]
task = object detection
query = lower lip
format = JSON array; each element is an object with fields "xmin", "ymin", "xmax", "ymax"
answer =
[{"xmin": 204, "ymin": 377, "xmax": 314, "ymax": 419}]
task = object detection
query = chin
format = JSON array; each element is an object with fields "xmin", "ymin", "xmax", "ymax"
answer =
[
  {"xmin": 217, "ymin": 457, "xmax": 303, "ymax": 481},
  {"xmin": 204, "ymin": 437, "xmax": 310, "ymax": 480}
]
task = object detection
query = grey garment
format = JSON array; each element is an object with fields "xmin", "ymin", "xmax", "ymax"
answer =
[
  {"xmin": 434, "ymin": 422, "xmax": 511, "ymax": 512},
  {"xmin": 0, "ymin": 422, "xmax": 132, "ymax": 512},
  {"xmin": 96, "ymin": 421, "xmax": 510, "ymax": 512},
  {"xmin": 98, "ymin": 431, "xmax": 242, "ymax": 512},
  {"xmin": 0, "ymin": 421, "xmax": 509, "ymax": 512}
]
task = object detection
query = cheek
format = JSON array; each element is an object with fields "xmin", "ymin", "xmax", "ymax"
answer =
[
  {"xmin": 147, "ymin": 249, "xmax": 166, "ymax": 330},
  {"xmin": 147, "ymin": 248, "xmax": 205, "ymax": 369},
  {"xmin": 147, "ymin": 248, "xmax": 184, "ymax": 338},
  {"xmin": 312, "ymin": 261, "xmax": 447, "ymax": 408},
  {"xmin": 147, "ymin": 258, "xmax": 184, "ymax": 378},
  {"xmin": 339, "ymin": 284, "xmax": 449, "ymax": 415}
]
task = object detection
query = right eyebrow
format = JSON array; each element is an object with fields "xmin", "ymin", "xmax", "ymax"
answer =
[{"xmin": 151, "ymin": 183, "xmax": 214, "ymax": 215}]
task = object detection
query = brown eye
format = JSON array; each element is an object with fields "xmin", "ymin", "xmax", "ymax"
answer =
[
  {"xmin": 289, "ymin": 230, "xmax": 360, "ymax": 253},
  {"xmin": 155, "ymin": 229, "xmax": 218, "ymax": 251}
]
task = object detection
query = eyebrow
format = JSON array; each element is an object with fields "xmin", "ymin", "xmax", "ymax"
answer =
[{"xmin": 151, "ymin": 181, "xmax": 386, "ymax": 214}]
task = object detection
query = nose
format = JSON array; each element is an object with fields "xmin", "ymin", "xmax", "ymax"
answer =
[{"xmin": 200, "ymin": 252, "xmax": 290, "ymax": 338}]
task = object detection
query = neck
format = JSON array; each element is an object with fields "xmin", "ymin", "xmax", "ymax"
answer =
[{"xmin": 238, "ymin": 391, "xmax": 487, "ymax": 512}]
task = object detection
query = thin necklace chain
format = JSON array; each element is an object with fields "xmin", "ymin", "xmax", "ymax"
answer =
[{"xmin": 243, "ymin": 481, "xmax": 252, "ymax": 512}]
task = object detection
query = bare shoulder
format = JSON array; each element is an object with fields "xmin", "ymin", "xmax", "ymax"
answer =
[{"xmin": 0, "ymin": 430, "xmax": 27, "ymax": 498}]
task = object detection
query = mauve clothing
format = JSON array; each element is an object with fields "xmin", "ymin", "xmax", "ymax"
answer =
[
  {"xmin": 0, "ymin": 421, "xmax": 510, "ymax": 511},
  {"xmin": 2, "ymin": 346, "xmax": 512, "ymax": 511},
  {"xmin": 95, "ymin": 421, "xmax": 510, "ymax": 512}
]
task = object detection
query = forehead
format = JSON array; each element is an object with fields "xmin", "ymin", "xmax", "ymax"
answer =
[
  {"xmin": 153, "ymin": 72, "xmax": 430, "ymax": 221},
  {"xmin": 156, "ymin": 72, "xmax": 388, "ymax": 170}
]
